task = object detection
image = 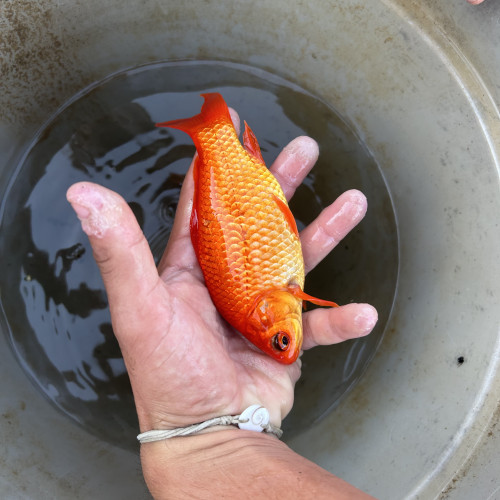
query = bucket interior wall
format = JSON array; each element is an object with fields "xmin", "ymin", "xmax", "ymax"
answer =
[{"xmin": 1, "ymin": 1, "xmax": 499, "ymax": 499}]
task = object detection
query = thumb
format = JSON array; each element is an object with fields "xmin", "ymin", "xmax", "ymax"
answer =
[{"xmin": 66, "ymin": 182, "xmax": 160, "ymax": 321}]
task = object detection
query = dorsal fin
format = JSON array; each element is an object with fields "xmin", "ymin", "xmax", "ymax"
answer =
[{"xmin": 243, "ymin": 121, "xmax": 265, "ymax": 164}]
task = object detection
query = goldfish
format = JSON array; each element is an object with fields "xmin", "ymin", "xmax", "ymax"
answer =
[{"xmin": 157, "ymin": 93, "xmax": 338, "ymax": 364}]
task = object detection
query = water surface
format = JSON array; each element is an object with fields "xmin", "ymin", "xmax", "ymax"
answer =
[{"xmin": 0, "ymin": 61, "xmax": 398, "ymax": 449}]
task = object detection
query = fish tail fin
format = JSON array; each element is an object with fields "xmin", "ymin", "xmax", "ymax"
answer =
[{"xmin": 156, "ymin": 93, "xmax": 232, "ymax": 137}]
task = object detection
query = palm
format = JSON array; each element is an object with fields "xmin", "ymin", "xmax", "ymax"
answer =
[
  {"xmin": 126, "ymin": 269, "xmax": 297, "ymax": 431},
  {"xmin": 68, "ymin": 133, "xmax": 377, "ymax": 434},
  {"xmin": 120, "ymin": 177, "xmax": 299, "ymax": 429}
]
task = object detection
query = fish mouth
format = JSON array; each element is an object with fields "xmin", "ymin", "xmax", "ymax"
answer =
[{"xmin": 267, "ymin": 317, "xmax": 302, "ymax": 364}]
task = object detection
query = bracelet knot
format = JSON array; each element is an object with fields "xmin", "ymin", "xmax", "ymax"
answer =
[{"xmin": 137, "ymin": 405, "xmax": 283, "ymax": 443}]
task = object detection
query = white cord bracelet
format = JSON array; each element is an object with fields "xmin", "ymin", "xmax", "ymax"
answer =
[{"xmin": 137, "ymin": 405, "xmax": 283, "ymax": 443}]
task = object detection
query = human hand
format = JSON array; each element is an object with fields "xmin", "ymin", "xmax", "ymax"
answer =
[{"xmin": 66, "ymin": 111, "xmax": 378, "ymax": 435}]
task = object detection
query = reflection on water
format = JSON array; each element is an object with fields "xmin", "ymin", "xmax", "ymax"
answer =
[{"xmin": 0, "ymin": 61, "xmax": 398, "ymax": 450}]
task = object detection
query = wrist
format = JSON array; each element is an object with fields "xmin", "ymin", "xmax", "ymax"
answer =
[
  {"xmin": 140, "ymin": 429, "xmax": 280, "ymax": 499},
  {"xmin": 139, "ymin": 429, "xmax": 376, "ymax": 500}
]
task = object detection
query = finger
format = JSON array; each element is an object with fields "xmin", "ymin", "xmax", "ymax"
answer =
[
  {"xmin": 229, "ymin": 108, "xmax": 241, "ymax": 136},
  {"xmin": 467, "ymin": 0, "xmax": 484, "ymax": 4},
  {"xmin": 302, "ymin": 303, "xmax": 378, "ymax": 349},
  {"xmin": 156, "ymin": 157, "xmax": 198, "ymax": 277},
  {"xmin": 301, "ymin": 189, "xmax": 367, "ymax": 274},
  {"xmin": 66, "ymin": 182, "xmax": 160, "ymax": 318},
  {"xmin": 156, "ymin": 108, "xmax": 241, "ymax": 277},
  {"xmin": 269, "ymin": 136, "xmax": 319, "ymax": 200}
]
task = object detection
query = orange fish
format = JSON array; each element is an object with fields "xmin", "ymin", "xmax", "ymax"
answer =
[{"xmin": 157, "ymin": 93, "xmax": 338, "ymax": 364}]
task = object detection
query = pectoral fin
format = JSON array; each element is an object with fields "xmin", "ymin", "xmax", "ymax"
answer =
[{"xmin": 287, "ymin": 283, "xmax": 339, "ymax": 308}]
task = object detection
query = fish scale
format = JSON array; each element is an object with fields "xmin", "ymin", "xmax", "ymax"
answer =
[
  {"xmin": 157, "ymin": 93, "xmax": 338, "ymax": 364},
  {"xmin": 195, "ymin": 129, "xmax": 304, "ymax": 332}
]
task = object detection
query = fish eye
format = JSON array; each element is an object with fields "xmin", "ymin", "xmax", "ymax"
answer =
[{"xmin": 273, "ymin": 331, "xmax": 290, "ymax": 351}]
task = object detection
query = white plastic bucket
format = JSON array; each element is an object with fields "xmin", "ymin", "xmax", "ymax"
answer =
[{"xmin": 1, "ymin": 1, "xmax": 499, "ymax": 498}]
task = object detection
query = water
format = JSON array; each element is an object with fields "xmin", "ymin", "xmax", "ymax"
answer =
[{"xmin": 0, "ymin": 61, "xmax": 398, "ymax": 450}]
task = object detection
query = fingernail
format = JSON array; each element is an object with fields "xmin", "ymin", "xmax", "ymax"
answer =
[
  {"xmin": 326, "ymin": 194, "xmax": 367, "ymax": 231},
  {"xmin": 354, "ymin": 305, "xmax": 378, "ymax": 335},
  {"xmin": 70, "ymin": 202, "xmax": 91, "ymax": 220},
  {"xmin": 348, "ymin": 190, "xmax": 367, "ymax": 214},
  {"xmin": 67, "ymin": 183, "xmax": 123, "ymax": 238},
  {"xmin": 228, "ymin": 107, "xmax": 241, "ymax": 135},
  {"xmin": 283, "ymin": 136, "xmax": 319, "ymax": 165},
  {"xmin": 347, "ymin": 197, "xmax": 366, "ymax": 222}
]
